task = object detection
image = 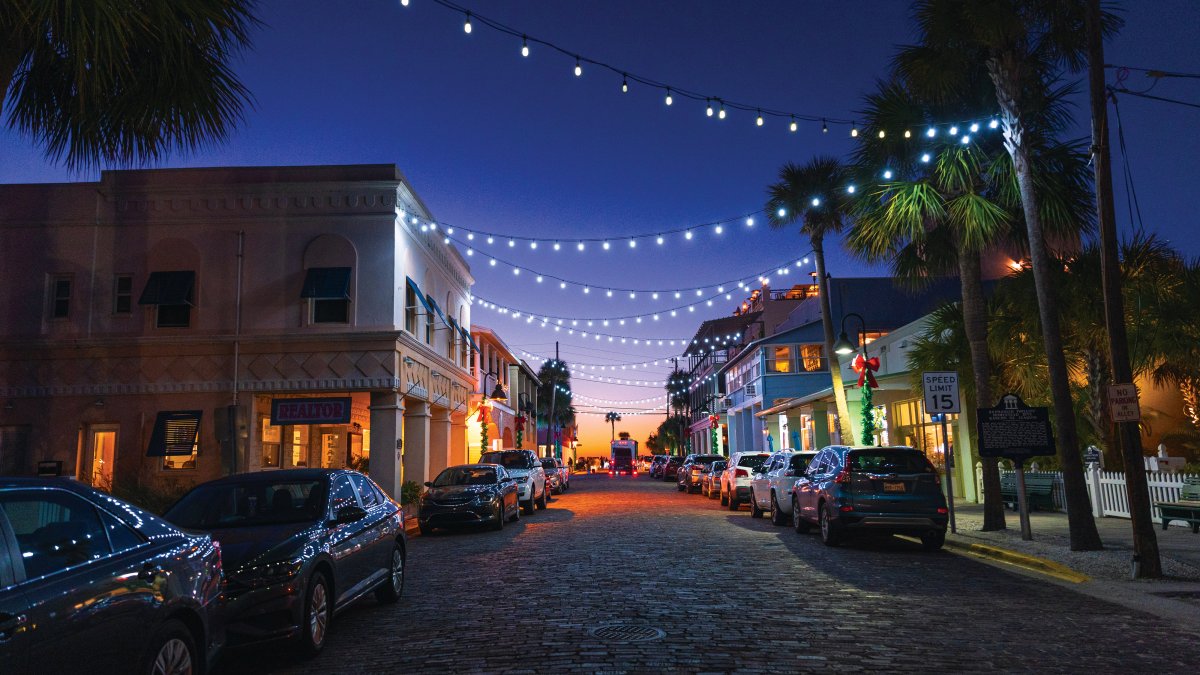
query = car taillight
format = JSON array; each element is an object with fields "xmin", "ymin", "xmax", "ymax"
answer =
[
  {"xmin": 936, "ymin": 507, "xmax": 948, "ymax": 514},
  {"xmin": 839, "ymin": 505, "xmax": 854, "ymax": 512},
  {"xmin": 736, "ymin": 468, "xmax": 748, "ymax": 478},
  {"xmin": 834, "ymin": 467, "xmax": 852, "ymax": 484}
]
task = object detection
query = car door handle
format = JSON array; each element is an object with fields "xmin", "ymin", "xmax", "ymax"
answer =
[
  {"xmin": 138, "ymin": 563, "xmax": 164, "ymax": 580},
  {"xmin": 0, "ymin": 613, "xmax": 27, "ymax": 639}
]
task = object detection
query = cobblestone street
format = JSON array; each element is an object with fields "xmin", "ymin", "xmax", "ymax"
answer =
[{"xmin": 217, "ymin": 474, "xmax": 1196, "ymax": 674}]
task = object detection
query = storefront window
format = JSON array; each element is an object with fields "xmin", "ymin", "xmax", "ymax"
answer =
[
  {"xmin": 800, "ymin": 344, "xmax": 823, "ymax": 372},
  {"xmin": 162, "ymin": 433, "xmax": 198, "ymax": 471},
  {"xmin": 290, "ymin": 426, "xmax": 311, "ymax": 467},
  {"xmin": 888, "ymin": 398, "xmax": 954, "ymax": 471},
  {"xmin": 261, "ymin": 417, "xmax": 281, "ymax": 468}
]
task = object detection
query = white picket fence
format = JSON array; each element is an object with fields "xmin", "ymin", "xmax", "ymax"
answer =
[{"xmin": 977, "ymin": 464, "xmax": 1198, "ymax": 523}]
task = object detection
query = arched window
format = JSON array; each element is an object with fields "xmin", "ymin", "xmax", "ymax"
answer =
[{"xmin": 301, "ymin": 234, "xmax": 356, "ymax": 326}]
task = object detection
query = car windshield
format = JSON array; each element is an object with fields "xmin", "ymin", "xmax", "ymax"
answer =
[
  {"xmin": 165, "ymin": 479, "xmax": 326, "ymax": 529},
  {"xmin": 711, "ymin": 462, "xmax": 727, "ymax": 472},
  {"xmin": 541, "ymin": 460, "xmax": 558, "ymax": 470},
  {"xmin": 695, "ymin": 456, "xmax": 723, "ymax": 464},
  {"xmin": 480, "ymin": 452, "xmax": 532, "ymax": 469},
  {"xmin": 433, "ymin": 467, "xmax": 497, "ymax": 486},
  {"xmin": 849, "ymin": 450, "xmax": 936, "ymax": 474},
  {"xmin": 737, "ymin": 455, "xmax": 769, "ymax": 470}
]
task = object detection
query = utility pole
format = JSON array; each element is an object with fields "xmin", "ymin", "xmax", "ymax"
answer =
[
  {"xmin": 545, "ymin": 341, "xmax": 559, "ymax": 459},
  {"xmin": 1086, "ymin": 0, "xmax": 1161, "ymax": 577}
]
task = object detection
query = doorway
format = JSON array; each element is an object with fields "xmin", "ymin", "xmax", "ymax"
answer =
[{"xmin": 87, "ymin": 426, "xmax": 118, "ymax": 491}]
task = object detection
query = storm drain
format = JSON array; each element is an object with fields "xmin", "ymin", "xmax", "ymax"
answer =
[{"xmin": 588, "ymin": 624, "xmax": 666, "ymax": 642}]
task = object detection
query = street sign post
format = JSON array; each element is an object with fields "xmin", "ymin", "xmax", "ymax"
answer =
[
  {"xmin": 922, "ymin": 372, "xmax": 960, "ymax": 533},
  {"xmin": 1108, "ymin": 383, "xmax": 1141, "ymax": 423},
  {"xmin": 977, "ymin": 393, "xmax": 1057, "ymax": 540}
]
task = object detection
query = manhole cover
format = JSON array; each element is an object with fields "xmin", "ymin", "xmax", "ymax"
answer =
[{"xmin": 588, "ymin": 624, "xmax": 666, "ymax": 642}]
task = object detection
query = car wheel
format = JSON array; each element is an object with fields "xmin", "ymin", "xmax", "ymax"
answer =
[
  {"xmin": 719, "ymin": 489, "xmax": 728, "ymax": 506},
  {"xmin": 749, "ymin": 491, "xmax": 763, "ymax": 518},
  {"xmin": 418, "ymin": 521, "xmax": 433, "ymax": 536},
  {"xmin": 490, "ymin": 503, "xmax": 505, "ymax": 531},
  {"xmin": 770, "ymin": 493, "xmax": 787, "ymax": 526},
  {"xmin": 536, "ymin": 487, "xmax": 547, "ymax": 510},
  {"xmin": 298, "ymin": 571, "xmax": 331, "ymax": 656},
  {"xmin": 142, "ymin": 618, "xmax": 196, "ymax": 675},
  {"xmin": 792, "ymin": 498, "xmax": 811, "ymax": 533},
  {"xmin": 677, "ymin": 480, "xmax": 685, "ymax": 492},
  {"xmin": 702, "ymin": 483, "xmax": 709, "ymax": 497},
  {"xmin": 375, "ymin": 543, "xmax": 405, "ymax": 603},
  {"xmin": 921, "ymin": 530, "xmax": 946, "ymax": 551},
  {"xmin": 510, "ymin": 500, "xmax": 521, "ymax": 522},
  {"xmin": 819, "ymin": 504, "xmax": 841, "ymax": 547},
  {"xmin": 728, "ymin": 493, "xmax": 740, "ymax": 511},
  {"xmin": 522, "ymin": 496, "xmax": 535, "ymax": 515}
]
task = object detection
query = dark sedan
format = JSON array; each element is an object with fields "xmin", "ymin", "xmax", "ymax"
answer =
[
  {"xmin": 418, "ymin": 464, "xmax": 521, "ymax": 534},
  {"xmin": 0, "ymin": 478, "xmax": 224, "ymax": 675},
  {"xmin": 164, "ymin": 469, "xmax": 405, "ymax": 657},
  {"xmin": 661, "ymin": 456, "xmax": 684, "ymax": 481}
]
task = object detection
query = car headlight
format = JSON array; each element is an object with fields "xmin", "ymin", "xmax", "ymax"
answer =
[
  {"xmin": 234, "ymin": 559, "xmax": 303, "ymax": 585},
  {"xmin": 474, "ymin": 492, "xmax": 495, "ymax": 503}
]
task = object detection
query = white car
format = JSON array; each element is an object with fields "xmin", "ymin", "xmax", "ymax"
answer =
[
  {"xmin": 749, "ymin": 451, "xmax": 818, "ymax": 525},
  {"xmin": 480, "ymin": 449, "xmax": 547, "ymax": 514},
  {"xmin": 719, "ymin": 451, "xmax": 771, "ymax": 511}
]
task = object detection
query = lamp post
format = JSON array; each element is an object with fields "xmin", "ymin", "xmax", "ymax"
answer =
[
  {"xmin": 605, "ymin": 411, "xmax": 621, "ymax": 441},
  {"xmin": 478, "ymin": 370, "xmax": 506, "ymax": 453},
  {"xmin": 833, "ymin": 313, "xmax": 879, "ymax": 445}
]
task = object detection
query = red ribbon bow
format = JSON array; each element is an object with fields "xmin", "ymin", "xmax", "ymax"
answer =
[
  {"xmin": 852, "ymin": 353, "xmax": 879, "ymax": 388},
  {"xmin": 515, "ymin": 415, "xmax": 525, "ymax": 431},
  {"xmin": 708, "ymin": 414, "xmax": 720, "ymax": 429},
  {"xmin": 476, "ymin": 403, "xmax": 491, "ymax": 423}
]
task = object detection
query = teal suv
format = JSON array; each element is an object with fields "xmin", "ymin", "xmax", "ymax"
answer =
[{"xmin": 790, "ymin": 446, "xmax": 948, "ymax": 550}]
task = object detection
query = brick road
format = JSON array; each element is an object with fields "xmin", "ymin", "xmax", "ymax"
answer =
[{"xmin": 216, "ymin": 474, "xmax": 1194, "ymax": 674}]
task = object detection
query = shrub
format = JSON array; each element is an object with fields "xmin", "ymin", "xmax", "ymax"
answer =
[
  {"xmin": 400, "ymin": 480, "xmax": 423, "ymax": 506},
  {"xmin": 112, "ymin": 479, "xmax": 192, "ymax": 515}
]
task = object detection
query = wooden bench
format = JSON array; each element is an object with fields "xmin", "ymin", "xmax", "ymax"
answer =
[
  {"xmin": 999, "ymin": 473, "xmax": 1057, "ymax": 512},
  {"xmin": 1155, "ymin": 481, "xmax": 1200, "ymax": 533}
]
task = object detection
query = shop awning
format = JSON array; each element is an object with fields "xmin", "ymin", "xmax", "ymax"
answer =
[
  {"xmin": 300, "ymin": 267, "xmax": 351, "ymax": 300},
  {"xmin": 460, "ymin": 325, "xmax": 481, "ymax": 353},
  {"xmin": 138, "ymin": 271, "xmax": 195, "ymax": 306},
  {"xmin": 430, "ymin": 298, "xmax": 450, "ymax": 328},
  {"xmin": 406, "ymin": 277, "xmax": 436, "ymax": 316},
  {"xmin": 146, "ymin": 410, "xmax": 203, "ymax": 456}
]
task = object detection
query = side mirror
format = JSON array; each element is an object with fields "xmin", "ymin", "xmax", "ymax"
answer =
[
  {"xmin": 335, "ymin": 505, "xmax": 367, "ymax": 524},
  {"xmin": 424, "ymin": 481, "xmax": 434, "ymax": 488}
]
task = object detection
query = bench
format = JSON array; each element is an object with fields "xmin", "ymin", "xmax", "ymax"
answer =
[
  {"xmin": 999, "ymin": 473, "xmax": 1057, "ymax": 512},
  {"xmin": 1155, "ymin": 481, "xmax": 1200, "ymax": 533}
]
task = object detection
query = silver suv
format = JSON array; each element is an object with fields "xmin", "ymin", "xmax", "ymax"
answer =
[
  {"xmin": 719, "ymin": 451, "xmax": 771, "ymax": 511},
  {"xmin": 749, "ymin": 451, "xmax": 818, "ymax": 525},
  {"xmin": 480, "ymin": 449, "xmax": 547, "ymax": 514}
]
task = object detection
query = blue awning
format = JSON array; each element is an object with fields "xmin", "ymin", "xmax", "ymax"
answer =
[
  {"xmin": 406, "ymin": 277, "xmax": 436, "ymax": 316},
  {"xmin": 301, "ymin": 267, "xmax": 351, "ymax": 300},
  {"xmin": 430, "ymin": 299, "xmax": 450, "ymax": 328},
  {"xmin": 460, "ymin": 325, "xmax": 480, "ymax": 353}
]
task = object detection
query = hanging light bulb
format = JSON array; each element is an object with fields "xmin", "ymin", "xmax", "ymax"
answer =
[
  {"xmin": 961, "ymin": 135, "xmax": 971, "ymax": 144},
  {"xmin": 921, "ymin": 153, "xmax": 931, "ymax": 163},
  {"xmin": 602, "ymin": 240, "xmax": 610, "ymax": 250},
  {"xmin": 706, "ymin": 99, "xmax": 714, "ymax": 117},
  {"xmin": 521, "ymin": 36, "xmax": 529, "ymax": 57},
  {"xmin": 822, "ymin": 119, "xmax": 828, "ymax": 133},
  {"xmin": 574, "ymin": 58, "xmax": 582, "ymax": 77},
  {"xmin": 777, "ymin": 208, "xmax": 787, "ymax": 217},
  {"xmin": 790, "ymin": 117, "xmax": 798, "ymax": 132},
  {"xmin": 847, "ymin": 185, "xmax": 856, "ymax": 194},
  {"xmin": 685, "ymin": 230, "xmax": 693, "ymax": 240},
  {"xmin": 850, "ymin": 122, "xmax": 859, "ymax": 137},
  {"xmin": 577, "ymin": 242, "xmax": 585, "ymax": 251},
  {"xmin": 904, "ymin": 129, "xmax": 912, "ymax": 138},
  {"xmin": 926, "ymin": 127, "xmax": 937, "ymax": 138},
  {"xmin": 715, "ymin": 225, "xmax": 723, "ymax": 234},
  {"xmin": 949, "ymin": 125, "xmax": 959, "ymax": 136},
  {"xmin": 621, "ymin": 75, "xmax": 628, "ymax": 92},
  {"xmin": 463, "ymin": 12, "xmax": 472, "ymax": 33},
  {"xmin": 400, "ymin": 0, "xmax": 409, "ymax": 6},
  {"xmin": 878, "ymin": 129, "xmax": 886, "ymax": 139},
  {"xmin": 989, "ymin": 119, "xmax": 1000, "ymax": 129},
  {"xmin": 530, "ymin": 241, "xmax": 538, "ymax": 249},
  {"xmin": 718, "ymin": 101, "xmax": 726, "ymax": 119},
  {"xmin": 746, "ymin": 217, "xmax": 754, "ymax": 226},
  {"xmin": 665, "ymin": 89, "xmax": 673, "ymax": 106},
  {"xmin": 656, "ymin": 236, "xmax": 664, "ymax": 245},
  {"xmin": 756, "ymin": 110, "xmax": 764, "ymax": 127},
  {"xmin": 553, "ymin": 241, "xmax": 561, "ymax": 251},
  {"xmin": 811, "ymin": 197, "xmax": 821, "ymax": 207},
  {"xmin": 969, "ymin": 122, "xmax": 980, "ymax": 133}
]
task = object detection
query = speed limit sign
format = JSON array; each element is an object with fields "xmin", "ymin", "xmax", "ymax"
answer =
[{"xmin": 922, "ymin": 371, "xmax": 961, "ymax": 414}]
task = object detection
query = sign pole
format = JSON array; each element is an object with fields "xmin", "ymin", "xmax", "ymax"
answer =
[
  {"xmin": 1015, "ymin": 459, "xmax": 1033, "ymax": 541},
  {"xmin": 940, "ymin": 415, "xmax": 956, "ymax": 534}
]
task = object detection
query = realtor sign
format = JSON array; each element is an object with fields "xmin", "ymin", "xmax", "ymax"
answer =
[
  {"xmin": 922, "ymin": 371, "xmax": 961, "ymax": 415},
  {"xmin": 1108, "ymin": 383, "xmax": 1141, "ymax": 423},
  {"xmin": 271, "ymin": 397, "xmax": 352, "ymax": 425}
]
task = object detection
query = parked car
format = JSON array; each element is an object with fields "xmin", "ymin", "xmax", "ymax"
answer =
[
  {"xmin": 791, "ymin": 445, "xmax": 948, "ymax": 550},
  {"xmin": 648, "ymin": 455, "xmax": 669, "ymax": 479},
  {"xmin": 702, "ymin": 460, "xmax": 727, "ymax": 498},
  {"xmin": 719, "ymin": 452, "xmax": 771, "ymax": 510},
  {"xmin": 677, "ymin": 454, "xmax": 725, "ymax": 493},
  {"xmin": 661, "ymin": 456, "xmax": 685, "ymax": 481},
  {"xmin": 164, "ymin": 468, "xmax": 406, "ymax": 656},
  {"xmin": 749, "ymin": 451, "xmax": 818, "ymax": 525},
  {"xmin": 541, "ymin": 457, "xmax": 570, "ymax": 493},
  {"xmin": 480, "ymin": 449, "xmax": 547, "ymax": 514},
  {"xmin": 419, "ymin": 464, "xmax": 521, "ymax": 534},
  {"xmin": 0, "ymin": 477, "xmax": 225, "ymax": 675}
]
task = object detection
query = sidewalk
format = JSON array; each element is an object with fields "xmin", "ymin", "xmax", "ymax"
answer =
[{"xmin": 945, "ymin": 502, "xmax": 1200, "ymax": 626}]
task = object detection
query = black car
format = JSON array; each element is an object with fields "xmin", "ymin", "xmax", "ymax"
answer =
[
  {"xmin": 0, "ymin": 478, "xmax": 224, "ymax": 674},
  {"xmin": 164, "ymin": 469, "xmax": 405, "ymax": 656},
  {"xmin": 418, "ymin": 464, "xmax": 521, "ymax": 534}
]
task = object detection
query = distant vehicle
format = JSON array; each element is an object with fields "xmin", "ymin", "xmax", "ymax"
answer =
[
  {"xmin": 648, "ymin": 455, "xmax": 669, "ymax": 479},
  {"xmin": 677, "ymin": 454, "xmax": 725, "ymax": 493},
  {"xmin": 791, "ymin": 446, "xmax": 948, "ymax": 549},
  {"xmin": 0, "ymin": 478, "xmax": 225, "ymax": 675},
  {"xmin": 480, "ymin": 449, "xmax": 547, "ymax": 514},
  {"xmin": 610, "ymin": 439, "xmax": 638, "ymax": 476},
  {"xmin": 541, "ymin": 458, "xmax": 563, "ymax": 494},
  {"xmin": 719, "ymin": 452, "xmax": 771, "ymax": 510},
  {"xmin": 419, "ymin": 464, "xmax": 520, "ymax": 533},
  {"xmin": 662, "ymin": 456, "xmax": 685, "ymax": 481},
  {"xmin": 164, "ymin": 469, "xmax": 406, "ymax": 656},
  {"xmin": 701, "ymin": 460, "xmax": 727, "ymax": 498},
  {"xmin": 750, "ymin": 451, "xmax": 817, "ymax": 525}
]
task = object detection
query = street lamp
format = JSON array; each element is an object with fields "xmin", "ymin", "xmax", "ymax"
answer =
[
  {"xmin": 605, "ymin": 411, "xmax": 621, "ymax": 441},
  {"xmin": 834, "ymin": 312, "xmax": 868, "ymax": 356},
  {"xmin": 482, "ymin": 370, "xmax": 507, "ymax": 401}
]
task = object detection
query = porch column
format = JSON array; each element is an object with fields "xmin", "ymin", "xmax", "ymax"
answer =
[
  {"xmin": 785, "ymin": 412, "xmax": 805, "ymax": 450},
  {"xmin": 810, "ymin": 403, "xmax": 832, "ymax": 448},
  {"xmin": 403, "ymin": 399, "xmax": 431, "ymax": 485},
  {"xmin": 451, "ymin": 413, "xmax": 468, "ymax": 466},
  {"xmin": 368, "ymin": 391, "xmax": 405, "ymax": 500},
  {"xmin": 428, "ymin": 407, "xmax": 452, "ymax": 478}
]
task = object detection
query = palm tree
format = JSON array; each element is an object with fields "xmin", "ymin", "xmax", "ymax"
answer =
[
  {"xmin": 536, "ymin": 359, "xmax": 575, "ymax": 451},
  {"xmin": 605, "ymin": 411, "xmax": 622, "ymax": 441},
  {"xmin": 766, "ymin": 157, "xmax": 855, "ymax": 444},
  {"xmin": 894, "ymin": 0, "xmax": 1119, "ymax": 552},
  {"xmin": 1, "ymin": 0, "xmax": 259, "ymax": 170}
]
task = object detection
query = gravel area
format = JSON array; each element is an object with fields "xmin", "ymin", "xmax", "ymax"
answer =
[{"xmin": 950, "ymin": 512, "xmax": 1200, "ymax": 582}]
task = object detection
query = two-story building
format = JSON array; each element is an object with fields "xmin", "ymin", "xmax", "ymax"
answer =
[
  {"xmin": 0, "ymin": 165, "xmax": 475, "ymax": 500},
  {"xmin": 467, "ymin": 325, "xmax": 540, "ymax": 460}
]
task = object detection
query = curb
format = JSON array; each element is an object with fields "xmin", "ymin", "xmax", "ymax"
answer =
[
  {"xmin": 403, "ymin": 514, "xmax": 421, "ymax": 537},
  {"xmin": 942, "ymin": 536, "xmax": 1090, "ymax": 584}
]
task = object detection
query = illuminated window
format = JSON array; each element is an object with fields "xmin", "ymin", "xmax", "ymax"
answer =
[
  {"xmin": 770, "ymin": 346, "xmax": 792, "ymax": 373},
  {"xmin": 800, "ymin": 344, "xmax": 823, "ymax": 371},
  {"xmin": 261, "ymin": 417, "xmax": 282, "ymax": 468},
  {"xmin": 405, "ymin": 284, "xmax": 418, "ymax": 334},
  {"xmin": 162, "ymin": 432, "xmax": 198, "ymax": 470},
  {"xmin": 290, "ymin": 425, "xmax": 311, "ymax": 467}
]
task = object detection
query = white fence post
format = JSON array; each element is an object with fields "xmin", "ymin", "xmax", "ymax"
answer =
[{"xmin": 1086, "ymin": 463, "xmax": 1104, "ymax": 517}]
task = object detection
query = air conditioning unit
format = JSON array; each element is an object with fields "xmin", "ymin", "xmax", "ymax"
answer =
[
  {"xmin": 714, "ymin": 398, "xmax": 730, "ymax": 413},
  {"xmin": 720, "ymin": 397, "xmax": 733, "ymax": 409},
  {"xmin": 744, "ymin": 383, "xmax": 758, "ymax": 398}
]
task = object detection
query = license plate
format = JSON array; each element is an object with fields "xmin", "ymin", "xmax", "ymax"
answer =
[{"xmin": 883, "ymin": 481, "xmax": 906, "ymax": 493}]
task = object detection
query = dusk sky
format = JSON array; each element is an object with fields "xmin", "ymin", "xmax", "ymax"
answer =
[{"xmin": 3, "ymin": 1, "xmax": 1197, "ymax": 454}]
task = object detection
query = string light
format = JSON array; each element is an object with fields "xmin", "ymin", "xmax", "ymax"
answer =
[
  {"xmin": 463, "ymin": 12, "xmax": 472, "ymax": 33},
  {"xmin": 574, "ymin": 57, "xmax": 582, "ymax": 77},
  {"xmin": 665, "ymin": 89, "xmax": 673, "ymax": 106},
  {"xmin": 521, "ymin": 36, "xmax": 529, "ymax": 57},
  {"xmin": 756, "ymin": 110, "xmax": 764, "ymax": 126},
  {"xmin": 621, "ymin": 74, "xmax": 628, "ymax": 93},
  {"xmin": 706, "ymin": 100, "xmax": 714, "ymax": 117}
]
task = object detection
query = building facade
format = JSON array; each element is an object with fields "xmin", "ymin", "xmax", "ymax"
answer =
[
  {"xmin": 0, "ymin": 165, "xmax": 474, "ymax": 500},
  {"xmin": 467, "ymin": 325, "xmax": 540, "ymax": 461}
]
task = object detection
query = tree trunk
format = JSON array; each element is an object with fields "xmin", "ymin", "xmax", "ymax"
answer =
[
  {"xmin": 959, "ymin": 250, "xmax": 1006, "ymax": 530},
  {"xmin": 989, "ymin": 57, "xmax": 1103, "ymax": 550},
  {"xmin": 812, "ymin": 234, "xmax": 854, "ymax": 444}
]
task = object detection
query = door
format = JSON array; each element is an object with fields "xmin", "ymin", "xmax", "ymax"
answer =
[
  {"xmin": 0, "ymin": 426, "xmax": 31, "ymax": 476},
  {"xmin": 797, "ymin": 451, "xmax": 828, "ymax": 522},
  {"xmin": 0, "ymin": 511, "xmax": 29, "ymax": 673},
  {"xmin": 349, "ymin": 473, "xmax": 393, "ymax": 584},
  {"xmin": 86, "ymin": 427, "xmax": 118, "ymax": 492},
  {"xmin": 752, "ymin": 456, "xmax": 775, "ymax": 507},
  {"xmin": 326, "ymin": 475, "xmax": 369, "ymax": 604}
]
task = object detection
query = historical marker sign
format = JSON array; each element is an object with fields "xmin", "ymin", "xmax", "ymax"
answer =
[
  {"xmin": 1108, "ymin": 383, "xmax": 1141, "ymax": 423},
  {"xmin": 976, "ymin": 394, "xmax": 1055, "ymax": 460},
  {"xmin": 922, "ymin": 371, "xmax": 961, "ymax": 414}
]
